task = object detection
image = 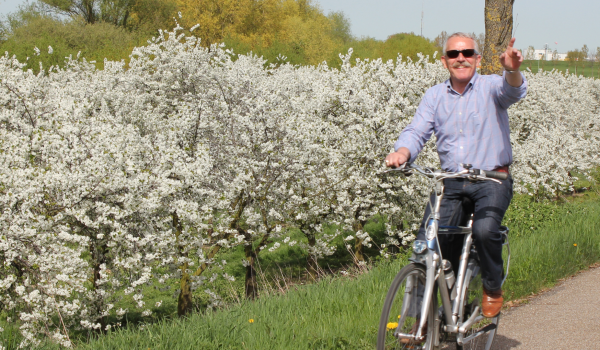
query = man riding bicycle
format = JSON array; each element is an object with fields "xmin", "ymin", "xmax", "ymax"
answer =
[{"xmin": 385, "ymin": 32, "xmax": 527, "ymax": 318}]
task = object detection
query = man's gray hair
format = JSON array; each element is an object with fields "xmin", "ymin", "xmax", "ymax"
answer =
[{"xmin": 443, "ymin": 32, "xmax": 479, "ymax": 54}]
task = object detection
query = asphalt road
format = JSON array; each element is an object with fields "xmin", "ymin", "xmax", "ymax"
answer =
[{"xmin": 491, "ymin": 266, "xmax": 600, "ymax": 349}]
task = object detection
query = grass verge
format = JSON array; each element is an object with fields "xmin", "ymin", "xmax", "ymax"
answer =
[{"xmin": 502, "ymin": 199, "xmax": 600, "ymax": 301}]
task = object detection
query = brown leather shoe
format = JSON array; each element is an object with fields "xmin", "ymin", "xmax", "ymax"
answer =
[{"xmin": 482, "ymin": 288, "xmax": 503, "ymax": 318}]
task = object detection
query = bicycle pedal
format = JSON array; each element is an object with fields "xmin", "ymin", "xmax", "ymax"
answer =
[{"xmin": 479, "ymin": 323, "xmax": 497, "ymax": 332}]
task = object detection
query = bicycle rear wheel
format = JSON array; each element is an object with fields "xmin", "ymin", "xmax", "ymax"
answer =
[
  {"xmin": 377, "ymin": 263, "xmax": 438, "ymax": 350},
  {"xmin": 456, "ymin": 263, "xmax": 499, "ymax": 350}
]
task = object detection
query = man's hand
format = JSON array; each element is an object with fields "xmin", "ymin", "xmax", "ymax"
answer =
[
  {"xmin": 499, "ymin": 37, "xmax": 523, "ymax": 87},
  {"xmin": 499, "ymin": 37, "xmax": 523, "ymax": 71},
  {"xmin": 385, "ymin": 148, "xmax": 411, "ymax": 168}
]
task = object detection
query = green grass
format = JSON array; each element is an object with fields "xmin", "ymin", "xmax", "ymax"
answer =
[
  {"xmin": 502, "ymin": 199, "xmax": 600, "ymax": 301},
  {"xmin": 521, "ymin": 59, "xmax": 600, "ymax": 78},
  {"xmin": 67, "ymin": 257, "xmax": 408, "ymax": 350},
  {"xmin": 33, "ymin": 192, "xmax": 598, "ymax": 350}
]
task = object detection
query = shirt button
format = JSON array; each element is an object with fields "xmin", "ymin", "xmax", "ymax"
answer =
[
  {"xmin": 460, "ymin": 146, "xmax": 463, "ymax": 149},
  {"xmin": 460, "ymin": 129, "xmax": 463, "ymax": 133},
  {"xmin": 459, "ymin": 112, "xmax": 462, "ymax": 115}
]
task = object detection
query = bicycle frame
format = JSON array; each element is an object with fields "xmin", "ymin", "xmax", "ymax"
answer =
[{"xmin": 391, "ymin": 165, "xmax": 511, "ymax": 346}]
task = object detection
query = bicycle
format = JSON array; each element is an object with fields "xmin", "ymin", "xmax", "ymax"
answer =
[{"xmin": 377, "ymin": 163, "xmax": 511, "ymax": 350}]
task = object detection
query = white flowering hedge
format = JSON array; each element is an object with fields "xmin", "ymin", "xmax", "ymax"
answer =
[{"xmin": 1, "ymin": 25, "xmax": 599, "ymax": 347}]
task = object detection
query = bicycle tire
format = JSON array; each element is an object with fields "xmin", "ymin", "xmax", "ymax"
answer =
[
  {"xmin": 377, "ymin": 263, "xmax": 438, "ymax": 350},
  {"xmin": 456, "ymin": 263, "xmax": 499, "ymax": 350}
]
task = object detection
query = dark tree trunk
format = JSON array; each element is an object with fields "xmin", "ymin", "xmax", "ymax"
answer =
[
  {"xmin": 482, "ymin": 0, "xmax": 515, "ymax": 75},
  {"xmin": 306, "ymin": 233, "xmax": 318, "ymax": 279},
  {"xmin": 90, "ymin": 238, "xmax": 107, "ymax": 332},
  {"xmin": 173, "ymin": 212, "xmax": 193, "ymax": 317},
  {"xmin": 244, "ymin": 244, "xmax": 258, "ymax": 299},
  {"xmin": 352, "ymin": 221, "xmax": 366, "ymax": 265},
  {"xmin": 177, "ymin": 266, "xmax": 193, "ymax": 317}
]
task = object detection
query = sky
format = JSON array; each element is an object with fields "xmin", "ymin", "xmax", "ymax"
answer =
[
  {"xmin": 1, "ymin": 0, "xmax": 598, "ymax": 54},
  {"xmin": 314, "ymin": 0, "xmax": 599, "ymax": 55}
]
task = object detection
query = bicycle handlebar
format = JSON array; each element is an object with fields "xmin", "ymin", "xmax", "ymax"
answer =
[
  {"xmin": 385, "ymin": 163, "xmax": 508, "ymax": 183},
  {"xmin": 471, "ymin": 169, "xmax": 509, "ymax": 181}
]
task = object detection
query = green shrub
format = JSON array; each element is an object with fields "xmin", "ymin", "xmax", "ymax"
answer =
[
  {"xmin": 336, "ymin": 32, "xmax": 440, "ymax": 68},
  {"xmin": 0, "ymin": 12, "xmax": 143, "ymax": 72}
]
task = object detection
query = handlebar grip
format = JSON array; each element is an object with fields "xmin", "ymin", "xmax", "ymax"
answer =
[{"xmin": 482, "ymin": 170, "xmax": 508, "ymax": 180}]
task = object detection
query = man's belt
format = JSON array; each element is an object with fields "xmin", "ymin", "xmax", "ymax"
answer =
[{"xmin": 493, "ymin": 165, "xmax": 509, "ymax": 174}]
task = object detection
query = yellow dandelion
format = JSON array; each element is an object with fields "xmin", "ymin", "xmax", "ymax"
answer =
[
  {"xmin": 249, "ymin": 319, "xmax": 255, "ymax": 323},
  {"xmin": 574, "ymin": 243, "xmax": 578, "ymax": 247},
  {"xmin": 386, "ymin": 322, "xmax": 398, "ymax": 330}
]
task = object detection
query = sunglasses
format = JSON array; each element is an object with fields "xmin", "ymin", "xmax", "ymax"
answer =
[{"xmin": 445, "ymin": 49, "xmax": 478, "ymax": 59}]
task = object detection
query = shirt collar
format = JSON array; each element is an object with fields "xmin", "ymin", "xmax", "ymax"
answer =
[{"xmin": 445, "ymin": 72, "xmax": 479, "ymax": 95}]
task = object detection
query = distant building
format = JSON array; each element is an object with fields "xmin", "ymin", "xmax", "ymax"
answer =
[{"xmin": 533, "ymin": 49, "xmax": 567, "ymax": 61}]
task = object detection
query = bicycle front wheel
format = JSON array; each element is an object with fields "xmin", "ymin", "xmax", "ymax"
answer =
[
  {"xmin": 377, "ymin": 263, "xmax": 438, "ymax": 350},
  {"xmin": 456, "ymin": 264, "xmax": 499, "ymax": 350}
]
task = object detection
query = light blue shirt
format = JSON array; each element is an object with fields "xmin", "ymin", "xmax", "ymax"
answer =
[{"xmin": 395, "ymin": 72, "xmax": 528, "ymax": 172}]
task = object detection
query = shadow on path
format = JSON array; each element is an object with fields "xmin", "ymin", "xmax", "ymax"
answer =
[
  {"xmin": 490, "ymin": 334, "xmax": 521, "ymax": 349},
  {"xmin": 439, "ymin": 334, "xmax": 521, "ymax": 350}
]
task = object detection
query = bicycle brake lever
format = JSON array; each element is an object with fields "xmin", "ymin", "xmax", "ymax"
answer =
[{"xmin": 397, "ymin": 163, "xmax": 413, "ymax": 176}]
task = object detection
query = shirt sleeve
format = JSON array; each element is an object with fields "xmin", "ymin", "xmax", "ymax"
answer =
[
  {"xmin": 394, "ymin": 90, "xmax": 436, "ymax": 163},
  {"xmin": 495, "ymin": 72, "xmax": 528, "ymax": 109}
]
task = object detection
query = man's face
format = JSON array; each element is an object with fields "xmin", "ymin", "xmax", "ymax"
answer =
[{"xmin": 442, "ymin": 37, "xmax": 481, "ymax": 86}]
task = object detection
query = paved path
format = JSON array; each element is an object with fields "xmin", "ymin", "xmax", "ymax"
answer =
[{"xmin": 492, "ymin": 266, "xmax": 600, "ymax": 349}]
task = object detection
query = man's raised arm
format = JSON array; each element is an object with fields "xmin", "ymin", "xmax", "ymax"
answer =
[{"xmin": 500, "ymin": 38, "xmax": 524, "ymax": 87}]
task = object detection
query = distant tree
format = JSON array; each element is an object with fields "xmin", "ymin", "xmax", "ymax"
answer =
[
  {"xmin": 477, "ymin": 32, "xmax": 485, "ymax": 56},
  {"xmin": 525, "ymin": 45, "xmax": 535, "ymax": 60},
  {"xmin": 35, "ymin": 0, "xmax": 177, "ymax": 28},
  {"xmin": 433, "ymin": 30, "xmax": 448, "ymax": 50},
  {"xmin": 175, "ymin": 0, "xmax": 344, "ymax": 66},
  {"xmin": 0, "ymin": 2, "xmax": 139, "ymax": 72},
  {"xmin": 39, "ymin": 0, "xmax": 130, "ymax": 25},
  {"xmin": 596, "ymin": 47, "xmax": 600, "ymax": 62},
  {"xmin": 470, "ymin": 32, "xmax": 485, "ymax": 56},
  {"xmin": 482, "ymin": 0, "xmax": 515, "ymax": 75},
  {"xmin": 0, "ymin": 2, "xmax": 43, "ymax": 41},
  {"xmin": 581, "ymin": 44, "xmax": 589, "ymax": 61},
  {"xmin": 125, "ymin": 0, "xmax": 177, "ymax": 32},
  {"xmin": 566, "ymin": 49, "xmax": 582, "ymax": 62},
  {"xmin": 327, "ymin": 10, "xmax": 353, "ymax": 44},
  {"xmin": 375, "ymin": 32, "xmax": 440, "ymax": 62},
  {"xmin": 552, "ymin": 49, "xmax": 558, "ymax": 62}
]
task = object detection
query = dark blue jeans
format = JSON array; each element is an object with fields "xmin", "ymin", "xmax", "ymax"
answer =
[{"xmin": 416, "ymin": 176, "xmax": 513, "ymax": 292}]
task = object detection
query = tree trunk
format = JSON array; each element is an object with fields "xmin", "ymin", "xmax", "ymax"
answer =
[
  {"xmin": 306, "ymin": 233, "xmax": 318, "ymax": 280},
  {"xmin": 173, "ymin": 212, "xmax": 194, "ymax": 317},
  {"xmin": 352, "ymin": 221, "xmax": 365, "ymax": 265},
  {"xmin": 244, "ymin": 244, "xmax": 258, "ymax": 299},
  {"xmin": 177, "ymin": 263, "xmax": 193, "ymax": 317},
  {"xmin": 481, "ymin": 0, "xmax": 515, "ymax": 75},
  {"xmin": 90, "ymin": 238, "xmax": 107, "ymax": 332}
]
